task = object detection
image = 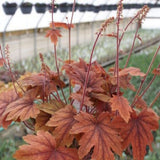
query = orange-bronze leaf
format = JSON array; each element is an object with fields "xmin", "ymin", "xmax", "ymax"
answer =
[
  {"xmin": 4, "ymin": 89, "xmax": 40, "ymax": 121},
  {"xmin": 110, "ymin": 95, "xmax": 132, "ymax": 123},
  {"xmin": 46, "ymin": 28, "xmax": 62, "ymax": 45},
  {"xmin": 70, "ymin": 112, "xmax": 122, "ymax": 160},
  {"xmin": 47, "ymin": 105, "xmax": 77, "ymax": 147},
  {"xmin": 113, "ymin": 108, "xmax": 159, "ymax": 160},
  {"xmin": 13, "ymin": 131, "xmax": 79, "ymax": 160},
  {"xmin": 119, "ymin": 67, "xmax": 145, "ymax": 77},
  {"xmin": 0, "ymin": 90, "xmax": 19, "ymax": 129},
  {"xmin": 50, "ymin": 22, "xmax": 74, "ymax": 29}
]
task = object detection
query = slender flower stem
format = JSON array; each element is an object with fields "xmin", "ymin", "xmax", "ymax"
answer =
[
  {"xmin": 131, "ymin": 46, "xmax": 160, "ymax": 106},
  {"xmin": 115, "ymin": 1, "xmax": 122, "ymax": 96},
  {"xmin": 68, "ymin": 29, "xmax": 72, "ymax": 96},
  {"xmin": 50, "ymin": 1, "xmax": 67, "ymax": 103},
  {"xmin": 70, "ymin": 0, "xmax": 76, "ymax": 26},
  {"xmin": 23, "ymin": 121, "xmax": 35, "ymax": 131},
  {"xmin": 119, "ymin": 14, "xmax": 138, "ymax": 44},
  {"xmin": 80, "ymin": 32, "xmax": 101, "ymax": 111},
  {"xmin": 51, "ymin": 92, "xmax": 59, "ymax": 101},
  {"xmin": 1, "ymin": 45, "xmax": 25, "ymax": 94},
  {"xmin": 71, "ymin": 99, "xmax": 74, "ymax": 105},
  {"xmin": 42, "ymin": 78, "xmax": 46, "ymax": 102},
  {"xmin": 55, "ymin": 90, "xmax": 61, "ymax": 101},
  {"xmin": 124, "ymin": 22, "xmax": 140, "ymax": 68},
  {"xmin": 139, "ymin": 75, "xmax": 157, "ymax": 98},
  {"xmin": 68, "ymin": 0, "xmax": 76, "ymax": 97},
  {"xmin": 68, "ymin": 0, "xmax": 76, "ymax": 61},
  {"xmin": 5, "ymin": 46, "xmax": 19, "ymax": 96},
  {"xmin": 54, "ymin": 45, "xmax": 59, "ymax": 73},
  {"xmin": 53, "ymin": 45, "xmax": 67, "ymax": 103},
  {"xmin": 116, "ymin": 22, "xmax": 120, "ymax": 96},
  {"xmin": 60, "ymin": 88, "xmax": 67, "ymax": 104},
  {"xmin": 149, "ymin": 92, "xmax": 160, "ymax": 108},
  {"xmin": 132, "ymin": 75, "xmax": 157, "ymax": 107},
  {"xmin": 53, "ymin": 45, "xmax": 60, "ymax": 101}
]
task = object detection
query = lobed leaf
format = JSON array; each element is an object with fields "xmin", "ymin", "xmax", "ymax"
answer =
[
  {"xmin": 119, "ymin": 67, "xmax": 145, "ymax": 77},
  {"xmin": 63, "ymin": 59, "xmax": 105, "ymax": 93},
  {"xmin": 46, "ymin": 28, "xmax": 62, "ymax": 45},
  {"xmin": 152, "ymin": 68, "xmax": 160, "ymax": 75},
  {"xmin": 134, "ymin": 96, "xmax": 148, "ymax": 109},
  {"xmin": 13, "ymin": 131, "xmax": 79, "ymax": 160},
  {"xmin": 47, "ymin": 105, "xmax": 77, "ymax": 147},
  {"xmin": 50, "ymin": 22, "xmax": 74, "ymax": 29},
  {"xmin": 110, "ymin": 74, "xmax": 136, "ymax": 91},
  {"xmin": 70, "ymin": 112, "xmax": 122, "ymax": 160},
  {"xmin": 37, "ymin": 100, "xmax": 65, "ymax": 115},
  {"xmin": 35, "ymin": 111, "xmax": 53, "ymax": 132},
  {"xmin": 110, "ymin": 95, "xmax": 133, "ymax": 123},
  {"xmin": 90, "ymin": 93, "xmax": 110, "ymax": 102},
  {"xmin": 113, "ymin": 108, "xmax": 159, "ymax": 160},
  {"xmin": 4, "ymin": 89, "xmax": 40, "ymax": 121},
  {"xmin": 0, "ymin": 90, "xmax": 19, "ymax": 128},
  {"xmin": 21, "ymin": 73, "xmax": 58, "ymax": 95},
  {"xmin": 70, "ymin": 93, "xmax": 93, "ymax": 107}
]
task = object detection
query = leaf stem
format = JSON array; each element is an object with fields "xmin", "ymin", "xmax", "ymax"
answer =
[
  {"xmin": 132, "ymin": 75, "xmax": 157, "ymax": 107},
  {"xmin": 54, "ymin": 44, "xmax": 67, "ymax": 104},
  {"xmin": 23, "ymin": 121, "xmax": 35, "ymax": 131},
  {"xmin": 54, "ymin": 45, "xmax": 59, "ymax": 74},
  {"xmin": 131, "ymin": 46, "xmax": 160, "ymax": 106},
  {"xmin": 50, "ymin": 1, "xmax": 67, "ymax": 104},
  {"xmin": 80, "ymin": 32, "xmax": 101, "ymax": 111},
  {"xmin": 149, "ymin": 92, "xmax": 160, "ymax": 108},
  {"xmin": 115, "ymin": 0, "xmax": 122, "ymax": 96},
  {"xmin": 51, "ymin": 92, "xmax": 59, "ymax": 101},
  {"xmin": 119, "ymin": 15, "xmax": 139, "ymax": 44},
  {"xmin": 116, "ymin": 22, "xmax": 120, "ymax": 96},
  {"xmin": 124, "ymin": 22, "xmax": 140, "ymax": 68},
  {"xmin": 139, "ymin": 75, "xmax": 157, "ymax": 98}
]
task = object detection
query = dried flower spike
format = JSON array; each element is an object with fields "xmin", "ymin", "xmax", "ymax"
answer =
[
  {"xmin": 98, "ymin": 17, "xmax": 115, "ymax": 34},
  {"xmin": 137, "ymin": 5, "xmax": 149, "ymax": 23},
  {"xmin": 117, "ymin": 0, "xmax": 123, "ymax": 22}
]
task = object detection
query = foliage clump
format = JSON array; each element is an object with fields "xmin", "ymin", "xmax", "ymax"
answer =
[{"xmin": 0, "ymin": 0, "xmax": 159, "ymax": 160}]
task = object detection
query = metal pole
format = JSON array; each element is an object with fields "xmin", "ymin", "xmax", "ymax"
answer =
[
  {"xmin": 34, "ymin": 14, "xmax": 45, "ymax": 57},
  {"xmin": 76, "ymin": 23, "xmax": 79, "ymax": 45},
  {"xmin": 2, "ymin": 0, "xmax": 24, "ymax": 56},
  {"xmin": 77, "ymin": 13, "xmax": 85, "ymax": 45},
  {"xmin": 2, "ymin": 16, "xmax": 13, "ymax": 53}
]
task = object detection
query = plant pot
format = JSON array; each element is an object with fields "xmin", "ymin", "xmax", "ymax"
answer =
[
  {"xmin": 93, "ymin": 6, "xmax": 100, "ymax": 13},
  {"xmin": 106, "ymin": 5, "xmax": 116, "ymax": 11},
  {"xmin": 78, "ymin": 4, "xmax": 86, "ymax": 12},
  {"xmin": 59, "ymin": 3, "xmax": 68, "ymax": 12},
  {"xmin": 3, "ymin": 2, "xmax": 17, "ymax": 15},
  {"xmin": 47, "ymin": 4, "xmax": 58, "ymax": 13},
  {"xmin": 20, "ymin": 2, "xmax": 32, "ymax": 14},
  {"xmin": 35, "ymin": 3, "xmax": 47, "ymax": 13},
  {"xmin": 123, "ymin": 4, "xmax": 131, "ymax": 9},
  {"xmin": 86, "ymin": 5, "xmax": 94, "ymax": 12},
  {"xmin": 100, "ymin": 5, "xmax": 107, "ymax": 11},
  {"xmin": 68, "ymin": 3, "xmax": 78, "ymax": 12}
]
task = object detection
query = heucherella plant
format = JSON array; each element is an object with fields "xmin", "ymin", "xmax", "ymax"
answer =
[{"xmin": 0, "ymin": 0, "xmax": 159, "ymax": 160}]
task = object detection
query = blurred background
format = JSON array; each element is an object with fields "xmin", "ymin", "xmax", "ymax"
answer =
[{"xmin": 0, "ymin": 0, "xmax": 160, "ymax": 159}]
